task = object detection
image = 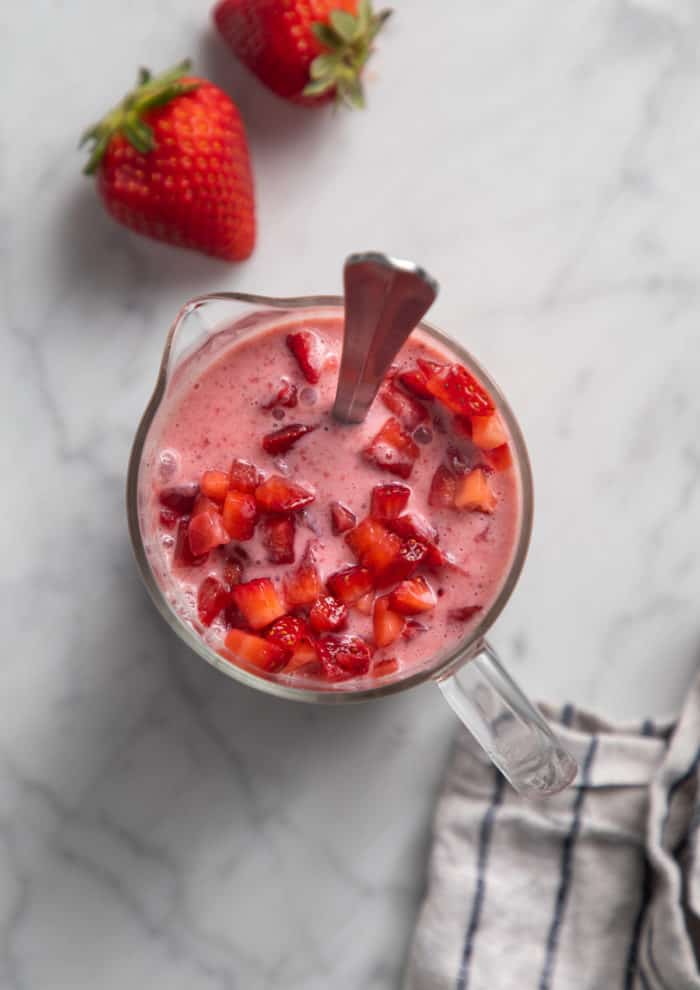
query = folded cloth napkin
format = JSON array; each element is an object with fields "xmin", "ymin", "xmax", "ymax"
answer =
[{"xmin": 404, "ymin": 670, "xmax": 700, "ymax": 990}]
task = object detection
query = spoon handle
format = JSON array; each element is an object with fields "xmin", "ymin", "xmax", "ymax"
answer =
[{"xmin": 332, "ymin": 252, "xmax": 439, "ymax": 424}]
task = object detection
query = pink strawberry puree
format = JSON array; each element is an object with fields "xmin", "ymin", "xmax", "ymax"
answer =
[{"xmin": 139, "ymin": 313, "xmax": 521, "ymax": 683}]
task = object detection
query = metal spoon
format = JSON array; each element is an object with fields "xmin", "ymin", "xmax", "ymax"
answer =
[{"xmin": 332, "ymin": 252, "xmax": 439, "ymax": 424}]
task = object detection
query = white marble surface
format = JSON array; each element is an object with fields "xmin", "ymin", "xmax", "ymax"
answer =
[{"xmin": 4, "ymin": 0, "xmax": 700, "ymax": 986}]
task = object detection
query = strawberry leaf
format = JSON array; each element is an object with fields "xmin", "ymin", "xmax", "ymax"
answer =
[{"xmin": 329, "ymin": 9, "xmax": 359, "ymax": 42}]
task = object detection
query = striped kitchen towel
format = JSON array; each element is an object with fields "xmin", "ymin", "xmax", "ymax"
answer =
[{"xmin": 404, "ymin": 669, "xmax": 700, "ymax": 990}]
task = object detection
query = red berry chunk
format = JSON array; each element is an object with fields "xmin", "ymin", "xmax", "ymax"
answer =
[
  {"xmin": 261, "ymin": 514, "xmax": 296, "ymax": 564},
  {"xmin": 229, "ymin": 458, "xmax": 263, "ymax": 494},
  {"xmin": 192, "ymin": 493, "xmax": 220, "ymax": 518},
  {"xmin": 317, "ymin": 635, "xmax": 371, "ymax": 680},
  {"xmin": 370, "ymin": 483, "xmax": 411, "ymax": 521},
  {"xmin": 262, "ymin": 423, "xmax": 316, "ymax": 455},
  {"xmin": 345, "ymin": 518, "xmax": 402, "ymax": 580},
  {"xmin": 255, "ymin": 475, "xmax": 315, "ymax": 514},
  {"xmin": 222, "ymin": 489, "xmax": 258, "ymax": 541},
  {"xmin": 403, "ymin": 619, "xmax": 428, "ymax": 640},
  {"xmin": 330, "ymin": 501, "xmax": 356, "ymax": 535},
  {"xmin": 283, "ymin": 543, "xmax": 322, "ymax": 607},
  {"xmin": 310, "ymin": 595, "xmax": 348, "ymax": 633},
  {"xmin": 200, "ymin": 470, "xmax": 230, "ymax": 504},
  {"xmin": 286, "ymin": 330, "xmax": 325, "ymax": 384},
  {"xmin": 448, "ymin": 605, "xmax": 483, "ymax": 622},
  {"xmin": 223, "ymin": 560, "xmax": 243, "ymax": 590},
  {"xmin": 379, "ymin": 381, "xmax": 427, "ymax": 430},
  {"xmin": 428, "ymin": 464, "xmax": 457, "ymax": 508},
  {"xmin": 362, "ymin": 417, "xmax": 419, "ymax": 480},
  {"xmin": 425, "ymin": 363, "xmax": 494, "ymax": 417},
  {"xmin": 197, "ymin": 576, "xmax": 230, "ymax": 626},
  {"xmin": 454, "ymin": 467, "xmax": 497, "ymax": 513},
  {"xmin": 224, "ymin": 628, "xmax": 287, "ymax": 672},
  {"xmin": 188, "ymin": 510, "xmax": 230, "ymax": 557},
  {"xmin": 485, "ymin": 444, "xmax": 513, "ymax": 473},
  {"xmin": 263, "ymin": 378, "xmax": 298, "ymax": 410},
  {"xmin": 397, "ymin": 366, "xmax": 433, "ymax": 400},
  {"xmin": 471, "ymin": 413, "xmax": 507, "ymax": 451},
  {"xmin": 355, "ymin": 591, "xmax": 374, "ymax": 615},
  {"xmin": 159, "ymin": 507, "xmax": 178, "ymax": 530},
  {"xmin": 232, "ymin": 578, "xmax": 287, "ymax": 630},
  {"xmin": 373, "ymin": 657, "xmax": 400, "ymax": 678},
  {"xmin": 388, "ymin": 512, "xmax": 438, "ymax": 545},
  {"xmin": 417, "ymin": 358, "xmax": 444, "ymax": 379},
  {"xmin": 283, "ymin": 636, "xmax": 321, "ymax": 675},
  {"xmin": 173, "ymin": 516, "xmax": 208, "ymax": 567},
  {"xmin": 159, "ymin": 483, "xmax": 199, "ymax": 515},
  {"xmin": 373, "ymin": 595, "xmax": 405, "ymax": 647},
  {"xmin": 382, "ymin": 538, "xmax": 428, "ymax": 586},
  {"xmin": 326, "ymin": 566, "xmax": 374, "ymax": 605},
  {"xmin": 266, "ymin": 615, "xmax": 309, "ymax": 657},
  {"xmin": 389, "ymin": 576, "xmax": 437, "ymax": 615}
]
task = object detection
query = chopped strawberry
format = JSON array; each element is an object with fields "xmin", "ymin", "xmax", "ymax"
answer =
[
  {"xmin": 382, "ymin": 538, "xmax": 428, "ymax": 586},
  {"xmin": 266, "ymin": 615, "xmax": 309, "ymax": 657},
  {"xmin": 224, "ymin": 628, "xmax": 287, "ymax": 672},
  {"xmin": 485, "ymin": 444, "xmax": 513, "ymax": 472},
  {"xmin": 261, "ymin": 515, "xmax": 296, "ymax": 564},
  {"xmin": 373, "ymin": 595, "xmax": 406, "ymax": 647},
  {"xmin": 317, "ymin": 635, "xmax": 371, "ymax": 680},
  {"xmin": 345, "ymin": 518, "xmax": 402, "ymax": 579},
  {"xmin": 397, "ymin": 366, "xmax": 433, "ymax": 400},
  {"xmin": 197, "ymin": 576, "xmax": 230, "ymax": 626},
  {"xmin": 370, "ymin": 483, "xmax": 411, "ymax": 521},
  {"xmin": 255, "ymin": 475, "xmax": 315, "ymax": 514},
  {"xmin": 453, "ymin": 416, "xmax": 473, "ymax": 440},
  {"xmin": 448, "ymin": 605, "xmax": 483, "ymax": 622},
  {"xmin": 426, "ymin": 363, "xmax": 494, "ymax": 417},
  {"xmin": 326, "ymin": 566, "xmax": 374, "ymax": 605},
  {"xmin": 355, "ymin": 591, "xmax": 374, "ymax": 615},
  {"xmin": 309, "ymin": 595, "xmax": 348, "ymax": 633},
  {"xmin": 283, "ymin": 542, "xmax": 322, "ymax": 607},
  {"xmin": 159, "ymin": 507, "xmax": 178, "ymax": 530},
  {"xmin": 373, "ymin": 658, "xmax": 399, "ymax": 678},
  {"xmin": 389, "ymin": 576, "xmax": 437, "ymax": 615},
  {"xmin": 379, "ymin": 381, "xmax": 427, "ymax": 430},
  {"xmin": 286, "ymin": 330, "xmax": 325, "ymax": 384},
  {"xmin": 388, "ymin": 512, "xmax": 438, "ymax": 545},
  {"xmin": 471, "ymin": 412, "xmax": 508, "ymax": 450},
  {"xmin": 200, "ymin": 470, "xmax": 230, "ymax": 504},
  {"xmin": 222, "ymin": 489, "xmax": 258, "ymax": 540},
  {"xmin": 159, "ymin": 483, "xmax": 199, "ymax": 515},
  {"xmin": 403, "ymin": 619, "xmax": 428, "ymax": 640},
  {"xmin": 188, "ymin": 509, "xmax": 230, "ymax": 557},
  {"xmin": 192, "ymin": 493, "xmax": 221, "ymax": 518},
  {"xmin": 232, "ymin": 578, "xmax": 287, "ymax": 630},
  {"xmin": 428, "ymin": 464, "xmax": 457, "ymax": 508},
  {"xmin": 283, "ymin": 637, "xmax": 322, "ymax": 675},
  {"xmin": 229, "ymin": 458, "xmax": 263, "ymax": 494},
  {"xmin": 173, "ymin": 517, "xmax": 208, "ymax": 567},
  {"xmin": 362, "ymin": 417, "xmax": 419, "ymax": 479},
  {"xmin": 262, "ymin": 423, "xmax": 316, "ymax": 455},
  {"xmin": 417, "ymin": 358, "xmax": 444, "ymax": 379},
  {"xmin": 262, "ymin": 378, "xmax": 298, "ymax": 410},
  {"xmin": 223, "ymin": 560, "xmax": 243, "ymax": 590},
  {"xmin": 222, "ymin": 602, "xmax": 248, "ymax": 629},
  {"xmin": 454, "ymin": 467, "xmax": 497, "ymax": 513},
  {"xmin": 330, "ymin": 501, "xmax": 356, "ymax": 535}
]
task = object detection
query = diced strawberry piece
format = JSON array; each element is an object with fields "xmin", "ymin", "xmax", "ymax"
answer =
[
  {"xmin": 370, "ymin": 483, "xmax": 411, "ymax": 521},
  {"xmin": 428, "ymin": 464, "xmax": 457, "ymax": 508},
  {"xmin": 471, "ymin": 412, "xmax": 508, "ymax": 450},
  {"xmin": 283, "ymin": 636, "xmax": 321, "ymax": 675},
  {"xmin": 388, "ymin": 512, "xmax": 438, "ymax": 545},
  {"xmin": 389, "ymin": 576, "xmax": 437, "ymax": 615},
  {"xmin": 223, "ymin": 560, "xmax": 243, "ymax": 590},
  {"xmin": 345, "ymin": 518, "xmax": 402, "ymax": 579},
  {"xmin": 286, "ymin": 330, "xmax": 325, "ymax": 384},
  {"xmin": 309, "ymin": 595, "xmax": 348, "ymax": 633},
  {"xmin": 426, "ymin": 363, "xmax": 494, "ymax": 417},
  {"xmin": 448, "ymin": 605, "xmax": 483, "ymax": 622},
  {"xmin": 229, "ymin": 458, "xmax": 263, "ymax": 494},
  {"xmin": 382, "ymin": 538, "xmax": 428, "ymax": 586},
  {"xmin": 188, "ymin": 510, "xmax": 229, "ymax": 557},
  {"xmin": 173, "ymin": 517, "xmax": 208, "ymax": 567},
  {"xmin": 222, "ymin": 489, "xmax": 258, "ymax": 541},
  {"xmin": 159, "ymin": 483, "xmax": 199, "ymax": 515},
  {"xmin": 397, "ymin": 366, "xmax": 433, "ymax": 400},
  {"xmin": 417, "ymin": 358, "xmax": 444, "ymax": 379},
  {"xmin": 197, "ymin": 576, "xmax": 230, "ymax": 626},
  {"xmin": 403, "ymin": 619, "xmax": 428, "ymax": 640},
  {"xmin": 255, "ymin": 475, "xmax": 315, "ymax": 514},
  {"xmin": 283, "ymin": 542, "xmax": 322, "ymax": 607},
  {"xmin": 200, "ymin": 470, "xmax": 230, "ymax": 504},
  {"xmin": 222, "ymin": 602, "xmax": 248, "ymax": 629},
  {"xmin": 454, "ymin": 467, "xmax": 497, "ymax": 513},
  {"xmin": 373, "ymin": 658, "xmax": 399, "ymax": 678},
  {"xmin": 330, "ymin": 501, "xmax": 356, "ymax": 535},
  {"xmin": 261, "ymin": 515, "xmax": 295, "ymax": 564},
  {"xmin": 159, "ymin": 507, "xmax": 178, "ymax": 530},
  {"xmin": 485, "ymin": 444, "xmax": 512, "ymax": 472},
  {"xmin": 266, "ymin": 615, "xmax": 309, "ymax": 657},
  {"xmin": 326, "ymin": 566, "xmax": 374, "ymax": 605},
  {"xmin": 262, "ymin": 378, "xmax": 298, "ymax": 410},
  {"xmin": 373, "ymin": 595, "xmax": 406, "ymax": 648},
  {"xmin": 453, "ymin": 416, "xmax": 473, "ymax": 440},
  {"xmin": 192, "ymin": 493, "xmax": 221, "ymax": 518},
  {"xmin": 262, "ymin": 423, "xmax": 316, "ymax": 455},
  {"xmin": 423, "ymin": 542, "xmax": 449, "ymax": 570},
  {"xmin": 362, "ymin": 417, "xmax": 419, "ymax": 480},
  {"xmin": 379, "ymin": 381, "xmax": 427, "ymax": 430},
  {"xmin": 317, "ymin": 635, "xmax": 371, "ymax": 680},
  {"xmin": 355, "ymin": 591, "xmax": 374, "ymax": 615},
  {"xmin": 232, "ymin": 578, "xmax": 287, "ymax": 630},
  {"xmin": 224, "ymin": 629, "xmax": 287, "ymax": 672}
]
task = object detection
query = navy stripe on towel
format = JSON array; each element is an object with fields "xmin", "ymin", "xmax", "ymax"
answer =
[
  {"xmin": 560, "ymin": 703, "xmax": 575, "ymax": 727},
  {"xmin": 623, "ymin": 854, "xmax": 653, "ymax": 990},
  {"xmin": 640, "ymin": 719, "xmax": 655, "ymax": 737},
  {"xmin": 538, "ymin": 736, "xmax": 598, "ymax": 990},
  {"xmin": 455, "ymin": 769, "xmax": 505, "ymax": 990}
]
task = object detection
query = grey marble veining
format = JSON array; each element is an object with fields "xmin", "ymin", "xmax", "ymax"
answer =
[{"xmin": 3, "ymin": 0, "xmax": 700, "ymax": 986}]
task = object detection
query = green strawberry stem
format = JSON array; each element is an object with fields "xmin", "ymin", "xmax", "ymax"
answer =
[
  {"xmin": 80, "ymin": 60, "xmax": 199, "ymax": 175},
  {"xmin": 304, "ymin": 0, "xmax": 392, "ymax": 108}
]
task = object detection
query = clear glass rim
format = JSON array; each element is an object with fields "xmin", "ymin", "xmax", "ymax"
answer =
[{"xmin": 126, "ymin": 292, "xmax": 534, "ymax": 704}]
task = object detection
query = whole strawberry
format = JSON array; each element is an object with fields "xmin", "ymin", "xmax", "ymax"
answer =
[
  {"xmin": 81, "ymin": 61, "xmax": 255, "ymax": 262},
  {"xmin": 213, "ymin": 0, "xmax": 391, "ymax": 108}
]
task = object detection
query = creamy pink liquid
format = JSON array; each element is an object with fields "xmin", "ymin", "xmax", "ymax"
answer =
[{"xmin": 139, "ymin": 314, "xmax": 520, "ymax": 683}]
